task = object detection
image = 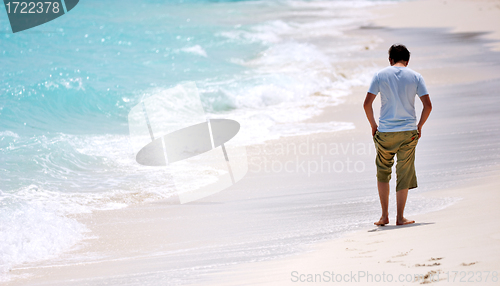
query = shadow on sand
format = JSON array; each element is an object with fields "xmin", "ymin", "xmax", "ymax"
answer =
[{"xmin": 367, "ymin": 222, "xmax": 435, "ymax": 232}]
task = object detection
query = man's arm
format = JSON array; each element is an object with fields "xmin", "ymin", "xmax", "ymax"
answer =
[
  {"xmin": 363, "ymin": 92, "xmax": 378, "ymax": 136},
  {"xmin": 417, "ymin": 94, "xmax": 432, "ymax": 138}
]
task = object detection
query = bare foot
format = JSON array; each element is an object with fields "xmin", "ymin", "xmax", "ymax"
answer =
[
  {"xmin": 396, "ymin": 217, "xmax": 415, "ymax": 225},
  {"xmin": 374, "ymin": 216, "xmax": 389, "ymax": 226}
]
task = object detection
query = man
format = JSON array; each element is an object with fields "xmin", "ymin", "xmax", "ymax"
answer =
[{"xmin": 363, "ymin": 44, "xmax": 432, "ymax": 226}]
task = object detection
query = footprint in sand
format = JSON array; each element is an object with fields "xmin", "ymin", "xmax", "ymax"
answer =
[
  {"xmin": 420, "ymin": 270, "xmax": 445, "ymax": 284},
  {"xmin": 367, "ymin": 240, "xmax": 383, "ymax": 245},
  {"xmin": 415, "ymin": 262, "xmax": 441, "ymax": 267},
  {"xmin": 429, "ymin": 257, "xmax": 443, "ymax": 261},
  {"xmin": 461, "ymin": 261, "xmax": 478, "ymax": 266},
  {"xmin": 359, "ymin": 250, "xmax": 376, "ymax": 254},
  {"xmin": 393, "ymin": 249, "xmax": 413, "ymax": 258}
]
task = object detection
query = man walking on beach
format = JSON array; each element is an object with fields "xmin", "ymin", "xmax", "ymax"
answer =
[{"xmin": 363, "ymin": 44, "xmax": 432, "ymax": 226}]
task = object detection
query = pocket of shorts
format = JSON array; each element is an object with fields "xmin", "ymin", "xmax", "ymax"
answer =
[{"xmin": 410, "ymin": 131, "xmax": 419, "ymax": 142}]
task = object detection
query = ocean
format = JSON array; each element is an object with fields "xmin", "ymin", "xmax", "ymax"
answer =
[{"xmin": 0, "ymin": 0, "xmax": 461, "ymax": 283}]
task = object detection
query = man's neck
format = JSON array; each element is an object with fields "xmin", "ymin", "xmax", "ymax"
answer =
[{"xmin": 392, "ymin": 61, "xmax": 408, "ymax": 67}]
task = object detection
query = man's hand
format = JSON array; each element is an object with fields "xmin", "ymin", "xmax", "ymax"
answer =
[
  {"xmin": 372, "ymin": 125, "xmax": 378, "ymax": 136},
  {"xmin": 363, "ymin": 92, "xmax": 378, "ymax": 137},
  {"xmin": 417, "ymin": 94, "xmax": 432, "ymax": 139}
]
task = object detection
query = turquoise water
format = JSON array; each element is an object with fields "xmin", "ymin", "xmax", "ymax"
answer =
[
  {"xmin": 1, "ymin": 0, "xmax": 259, "ymax": 135},
  {"xmin": 0, "ymin": 0, "xmax": 402, "ymax": 279}
]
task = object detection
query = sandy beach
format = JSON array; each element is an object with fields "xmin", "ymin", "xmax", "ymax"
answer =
[
  {"xmin": 4, "ymin": 0, "xmax": 500, "ymax": 285},
  {"xmin": 197, "ymin": 171, "xmax": 500, "ymax": 285},
  {"xmin": 193, "ymin": 0, "xmax": 500, "ymax": 285},
  {"xmin": 372, "ymin": 0, "xmax": 500, "ymax": 51}
]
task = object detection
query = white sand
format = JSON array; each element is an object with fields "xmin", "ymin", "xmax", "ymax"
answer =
[
  {"xmin": 197, "ymin": 170, "xmax": 500, "ymax": 285},
  {"xmin": 191, "ymin": 0, "xmax": 500, "ymax": 285},
  {"xmin": 371, "ymin": 0, "xmax": 500, "ymax": 51}
]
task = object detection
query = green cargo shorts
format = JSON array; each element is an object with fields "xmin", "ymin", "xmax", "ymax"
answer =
[{"xmin": 373, "ymin": 130, "xmax": 419, "ymax": 192}]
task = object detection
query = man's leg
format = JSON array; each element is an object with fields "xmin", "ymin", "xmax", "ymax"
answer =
[
  {"xmin": 375, "ymin": 181, "xmax": 390, "ymax": 226},
  {"xmin": 395, "ymin": 130, "xmax": 419, "ymax": 225},
  {"xmin": 396, "ymin": 188, "xmax": 415, "ymax": 225},
  {"xmin": 373, "ymin": 132, "xmax": 395, "ymax": 226}
]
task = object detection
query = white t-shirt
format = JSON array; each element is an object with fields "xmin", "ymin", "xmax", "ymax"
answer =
[{"xmin": 368, "ymin": 66, "xmax": 429, "ymax": 132}]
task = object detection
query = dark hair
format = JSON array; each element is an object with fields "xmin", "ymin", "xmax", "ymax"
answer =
[{"xmin": 388, "ymin": 44, "xmax": 410, "ymax": 63}]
